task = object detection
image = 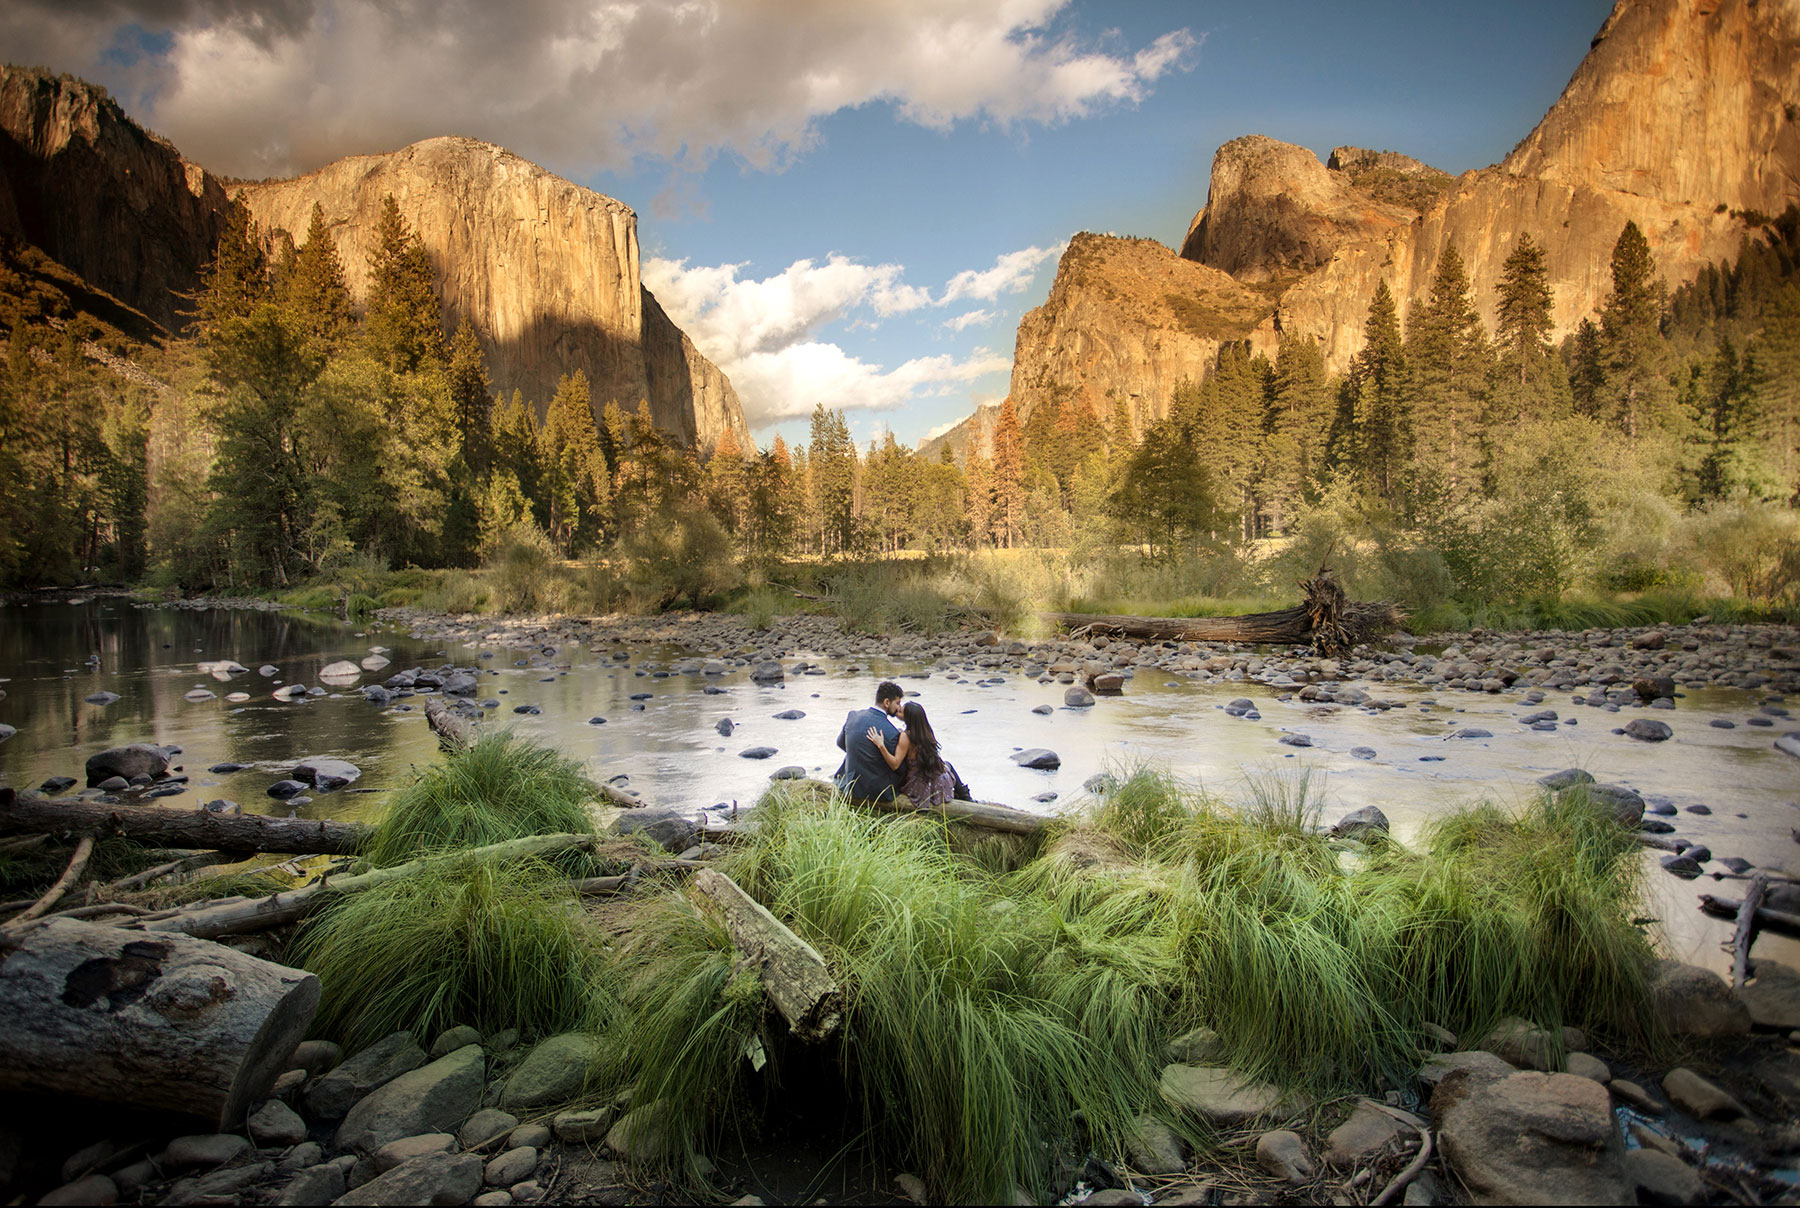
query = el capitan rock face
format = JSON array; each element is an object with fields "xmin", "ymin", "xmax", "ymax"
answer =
[
  {"xmin": 0, "ymin": 66, "xmax": 233, "ymax": 332},
  {"xmin": 0, "ymin": 67, "xmax": 747, "ymax": 451},
  {"xmin": 236, "ymin": 137, "xmax": 751, "ymax": 451},
  {"xmin": 964, "ymin": 0, "xmax": 1800, "ymax": 454}
]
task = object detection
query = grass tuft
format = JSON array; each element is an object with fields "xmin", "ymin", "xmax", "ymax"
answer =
[{"xmin": 366, "ymin": 731, "xmax": 599, "ymax": 866}]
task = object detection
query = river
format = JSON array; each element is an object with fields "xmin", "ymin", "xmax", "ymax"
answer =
[{"xmin": 2, "ymin": 597, "xmax": 1795, "ymax": 977}]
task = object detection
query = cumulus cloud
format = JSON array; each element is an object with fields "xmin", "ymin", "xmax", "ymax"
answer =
[
  {"xmin": 943, "ymin": 309, "xmax": 997, "ymax": 332},
  {"xmin": 940, "ymin": 244, "xmax": 1066, "ymax": 304},
  {"xmin": 644, "ymin": 251, "xmax": 1042, "ymax": 427},
  {"xmin": 1, "ymin": 0, "xmax": 1194, "ymax": 178},
  {"xmin": 731, "ymin": 344, "xmax": 1011, "ymax": 424}
]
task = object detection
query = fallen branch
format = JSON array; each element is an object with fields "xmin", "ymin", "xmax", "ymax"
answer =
[
  {"xmin": 1699, "ymin": 888, "xmax": 1800, "ymax": 939},
  {"xmin": 1731, "ymin": 873, "xmax": 1768, "ymax": 991},
  {"xmin": 787, "ymin": 777, "xmax": 1048, "ymax": 836},
  {"xmin": 1041, "ymin": 573, "xmax": 1404, "ymax": 654},
  {"xmin": 1366, "ymin": 1102, "xmax": 1432, "ymax": 1207},
  {"xmin": 424, "ymin": 696, "xmax": 477, "ymax": 748},
  {"xmin": 100, "ymin": 851, "xmax": 236, "ymax": 893},
  {"xmin": 0, "ymin": 789, "xmax": 369, "ymax": 856},
  {"xmin": 1, "ymin": 836, "xmax": 94, "ymax": 929},
  {"xmin": 692, "ymin": 868, "xmax": 842, "ymax": 1042},
  {"xmin": 134, "ymin": 832, "xmax": 600, "ymax": 941}
]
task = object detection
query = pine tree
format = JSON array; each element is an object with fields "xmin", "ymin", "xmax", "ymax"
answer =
[
  {"xmin": 1106, "ymin": 417, "xmax": 1225, "ymax": 561},
  {"xmin": 1493, "ymin": 231, "xmax": 1566, "ymax": 428},
  {"xmin": 365, "ymin": 196, "xmax": 444, "ymax": 375},
  {"xmin": 196, "ymin": 194, "xmax": 268, "ymax": 334},
  {"xmin": 1749, "ymin": 280, "xmax": 1800, "ymax": 499},
  {"xmin": 807, "ymin": 404, "xmax": 857, "ymax": 554},
  {"xmin": 492, "ymin": 389, "xmax": 547, "ymax": 530},
  {"xmin": 989, "ymin": 397, "xmax": 1025, "ymax": 547},
  {"xmin": 540, "ymin": 371, "xmax": 611, "ymax": 553},
  {"xmin": 446, "ymin": 319, "xmax": 494, "ymax": 476},
  {"xmin": 1265, "ymin": 335, "xmax": 1334, "ymax": 531},
  {"xmin": 1350, "ymin": 280, "xmax": 1408, "ymax": 504},
  {"xmin": 1568, "ymin": 318, "xmax": 1606, "ymax": 417},
  {"xmin": 1600, "ymin": 221, "xmax": 1674, "ymax": 441},
  {"xmin": 707, "ymin": 426, "xmax": 749, "ymax": 533},
  {"xmin": 1404, "ymin": 244, "xmax": 1490, "ymax": 504},
  {"xmin": 285, "ymin": 202, "xmax": 355, "ymax": 349}
]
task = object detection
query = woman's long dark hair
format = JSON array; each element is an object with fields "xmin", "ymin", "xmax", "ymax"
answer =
[{"xmin": 901, "ymin": 701, "xmax": 944, "ymax": 776}]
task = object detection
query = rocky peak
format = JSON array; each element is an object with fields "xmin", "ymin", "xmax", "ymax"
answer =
[
  {"xmin": 0, "ymin": 65, "xmax": 232, "ymax": 331},
  {"xmin": 1178, "ymin": 135, "xmax": 1417, "ymax": 280},
  {"xmin": 1325, "ymin": 146, "xmax": 1454, "ymax": 214}
]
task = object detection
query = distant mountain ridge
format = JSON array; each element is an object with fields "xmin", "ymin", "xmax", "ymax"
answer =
[
  {"xmin": 930, "ymin": 0, "xmax": 1800, "ymax": 459},
  {"xmin": 0, "ymin": 66, "xmax": 749, "ymax": 451}
]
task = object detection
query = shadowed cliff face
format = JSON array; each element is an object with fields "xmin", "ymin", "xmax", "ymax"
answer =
[
  {"xmin": 0, "ymin": 66, "xmax": 232, "ymax": 332},
  {"xmin": 968, "ymin": 0, "xmax": 1800, "ymax": 451},
  {"xmin": 237, "ymin": 136, "xmax": 751, "ymax": 450}
]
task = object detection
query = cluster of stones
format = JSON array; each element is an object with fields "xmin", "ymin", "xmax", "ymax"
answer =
[
  {"xmin": 33, "ymin": 1026, "xmax": 686, "ymax": 1207},
  {"xmin": 11, "ymin": 744, "xmax": 362, "ymax": 815}
]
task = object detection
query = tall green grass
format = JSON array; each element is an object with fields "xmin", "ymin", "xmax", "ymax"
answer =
[
  {"xmin": 293, "ymin": 857, "xmax": 607, "ymax": 1052},
  {"xmin": 365, "ymin": 731, "xmax": 599, "ymax": 866}
]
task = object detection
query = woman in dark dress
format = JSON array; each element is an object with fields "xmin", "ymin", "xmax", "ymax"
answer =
[{"xmin": 865, "ymin": 701, "xmax": 956, "ymax": 805}]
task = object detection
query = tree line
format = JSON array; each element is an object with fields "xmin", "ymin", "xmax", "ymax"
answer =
[{"xmin": 1, "ymin": 200, "xmax": 1796, "ymax": 603}]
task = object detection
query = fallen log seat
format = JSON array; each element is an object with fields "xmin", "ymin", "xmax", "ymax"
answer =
[
  {"xmin": 1040, "ymin": 602, "xmax": 1405, "ymax": 648},
  {"xmin": 785, "ymin": 778, "xmax": 1048, "ymax": 836},
  {"xmin": 0, "ymin": 787, "xmax": 370, "ymax": 856},
  {"xmin": 0, "ymin": 916, "xmax": 318, "ymax": 1127}
]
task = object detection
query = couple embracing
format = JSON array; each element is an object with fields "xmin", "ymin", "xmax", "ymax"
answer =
[{"xmin": 833, "ymin": 680, "xmax": 957, "ymax": 805}]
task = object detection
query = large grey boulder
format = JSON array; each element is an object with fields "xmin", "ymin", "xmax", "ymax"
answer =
[
  {"xmin": 332, "ymin": 1152, "xmax": 483, "ymax": 1206},
  {"xmin": 1121, "ymin": 1115, "xmax": 1184, "ymax": 1175},
  {"xmin": 1624, "ymin": 718, "xmax": 1672, "ymax": 742},
  {"xmin": 500, "ymin": 1033, "xmax": 603, "ymax": 1112},
  {"xmin": 1437, "ymin": 1071, "xmax": 1628, "ymax": 1204},
  {"xmin": 442, "ymin": 671, "xmax": 479, "ymax": 696},
  {"xmin": 1329, "ymin": 806, "xmax": 1389, "ymax": 842},
  {"xmin": 1742, "ymin": 959, "xmax": 1800, "ymax": 1031},
  {"xmin": 1010, "ymin": 748, "xmax": 1061, "ymax": 770},
  {"xmin": 1648, "ymin": 959, "xmax": 1752, "ymax": 1037},
  {"xmin": 304, "ymin": 1032, "xmax": 427, "ymax": 1120},
  {"xmin": 610, "ymin": 808, "xmax": 697, "ymax": 853},
  {"xmin": 335, "ymin": 1044, "xmax": 486, "ymax": 1154},
  {"xmin": 1324, "ymin": 1100, "xmax": 1408, "ymax": 1167},
  {"xmin": 84, "ymin": 743, "xmax": 168, "ymax": 786},
  {"xmin": 292, "ymin": 757, "xmax": 361, "ymax": 791},
  {"xmin": 605, "ymin": 1101, "xmax": 678, "ymax": 1163},
  {"xmin": 1477, "ymin": 1016, "xmax": 1559, "ymax": 1071},
  {"xmin": 749, "ymin": 661, "xmax": 784, "ymax": 682},
  {"xmin": 1557, "ymin": 782, "xmax": 1645, "ymax": 827},
  {"xmin": 1064, "ymin": 686, "xmax": 1096, "ymax": 708},
  {"xmin": 1158, "ymin": 1065, "xmax": 1305, "ymax": 1127}
]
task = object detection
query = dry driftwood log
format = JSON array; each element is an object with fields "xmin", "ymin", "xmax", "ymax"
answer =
[
  {"xmin": 1700, "ymin": 887, "xmax": 1800, "ymax": 941},
  {"xmin": 787, "ymin": 777, "xmax": 1048, "ymax": 836},
  {"xmin": 136, "ymin": 832, "xmax": 600, "ymax": 941},
  {"xmin": 1042, "ymin": 570, "xmax": 1403, "ymax": 655},
  {"xmin": 692, "ymin": 868, "xmax": 842, "ymax": 1042},
  {"xmin": 1732, "ymin": 873, "xmax": 1769, "ymax": 990},
  {"xmin": 2, "ymin": 835, "xmax": 94, "ymax": 928},
  {"xmin": 0, "ymin": 917, "xmax": 318, "ymax": 1127},
  {"xmin": 424, "ymin": 696, "xmax": 477, "ymax": 748},
  {"xmin": 0, "ymin": 787, "xmax": 369, "ymax": 856}
]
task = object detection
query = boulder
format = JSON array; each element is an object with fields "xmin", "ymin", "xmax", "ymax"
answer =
[
  {"xmin": 1324, "ymin": 1100, "xmax": 1406, "ymax": 1167},
  {"xmin": 39, "ymin": 1174, "xmax": 117, "ymax": 1206},
  {"xmin": 319, "ymin": 660, "xmax": 362, "ymax": 683},
  {"xmin": 1163, "ymin": 1026, "xmax": 1225, "ymax": 1065},
  {"xmin": 335, "ymin": 1044, "xmax": 486, "ymax": 1154},
  {"xmin": 0, "ymin": 723, "xmax": 14, "ymax": 743},
  {"xmin": 739, "ymin": 746, "xmax": 778, "ymax": 759},
  {"xmin": 1091, "ymin": 673, "xmax": 1125, "ymax": 694},
  {"xmin": 552, "ymin": 1108, "xmax": 615, "ymax": 1144},
  {"xmin": 1558, "ymin": 782, "xmax": 1645, "ymax": 827},
  {"xmin": 1537, "ymin": 768, "xmax": 1595, "ymax": 791},
  {"xmin": 84, "ymin": 743, "xmax": 168, "ymax": 786},
  {"xmin": 500, "ymin": 1033, "xmax": 603, "ymax": 1112},
  {"xmin": 1122, "ymin": 1115, "xmax": 1184, "ymax": 1175},
  {"xmin": 1255, "ymin": 1130, "xmax": 1314, "ymax": 1184},
  {"xmin": 1648, "ymin": 960, "xmax": 1752, "ymax": 1037},
  {"xmin": 1742, "ymin": 960, "xmax": 1800, "ymax": 1031},
  {"xmin": 610, "ymin": 808, "xmax": 697, "ymax": 853},
  {"xmin": 1329, "ymin": 805, "xmax": 1389, "ymax": 842},
  {"xmin": 1010, "ymin": 748, "xmax": 1061, "ymax": 770},
  {"xmin": 372, "ymin": 1133, "xmax": 456, "ymax": 1174},
  {"xmin": 1277, "ymin": 732, "xmax": 1313, "ymax": 747},
  {"xmin": 162, "ymin": 1134, "xmax": 251, "ymax": 1169},
  {"xmin": 1624, "ymin": 718, "xmax": 1672, "ymax": 742},
  {"xmin": 1159, "ymin": 1065, "xmax": 1303, "ymax": 1127},
  {"xmin": 272, "ymin": 1163, "xmax": 345, "ymax": 1206},
  {"xmin": 442, "ymin": 672, "xmax": 479, "ymax": 696},
  {"xmin": 332, "ymin": 1152, "xmax": 483, "ymax": 1206},
  {"xmin": 484, "ymin": 1146, "xmax": 537, "ymax": 1186},
  {"xmin": 1623, "ymin": 1148, "xmax": 1703, "ymax": 1206},
  {"xmin": 1565, "ymin": 1052, "xmax": 1611, "ymax": 1084},
  {"xmin": 292, "ymin": 757, "xmax": 360, "ymax": 791},
  {"xmin": 290, "ymin": 1039, "xmax": 344, "ymax": 1075},
  {"xmin": 749, "ymin": 661, "xmax": 784, "ymax": 682},
  {"xmin": 430, "ymin": 1025, "xmax": 483, "ymax": 1061},
  {"xmin": 1064, "ymin": 686, "xmax": 1096, "ymax": 708},
  {"xmin": 304, "ymin": 1032, "xmax": 427, "ymax": 1120},
  {"xmin": 1478, "ymin": 1016, "xmax": 1558, "ymax": 1072},
  {"xmin": 459, "ymin": 1109, "xmax": 521, "ymax": 1151},
  {"xmin": 1437, "ymin": 1071, "xmax": 1628, "ymax": 1204},
  {"xmin": 604, "ymin": 1100, "xmax": 677, "ymax": 1163},
  {"xmin": 1418, "ymin": 1050, "xmax": 1516, "ymax": 1095},
  {"xmin": 773, "ymin": 709, "xmax": 805, "ymax": 720},
  {"xmin": 1661, "ymin": 1067, "xmax": 1745, "ymax": 1120},
  {"xmin": 248, "ymin": 1099, "xmax": 308, "ymax": 1147}
]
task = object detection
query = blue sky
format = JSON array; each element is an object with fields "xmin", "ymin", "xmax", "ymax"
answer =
[{"xmin": 8, "ymin": 0, "xmax": 1614, "ymax": 450}]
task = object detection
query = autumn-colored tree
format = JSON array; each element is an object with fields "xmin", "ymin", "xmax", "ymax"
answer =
[{"xmin": 990, "ymin": 397, "xmax": 1025, "ymax": 546}]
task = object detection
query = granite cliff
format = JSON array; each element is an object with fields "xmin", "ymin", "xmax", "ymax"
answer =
[
  {"xmin": 238, "ymin": 138, "xmax": 750, "ymax": 451},
  {"xmin": 0, "ymin": 68, "xmax": 748, "ymax": 452},
  {"xmin": 949, "ymin": 0, "xmax": 1800, "ymax": 456}
]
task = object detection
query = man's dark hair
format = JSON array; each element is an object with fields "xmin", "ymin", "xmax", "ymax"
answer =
[{"xmin": 876, "ymin": 680, "xmax": 903, "ymax": 704}]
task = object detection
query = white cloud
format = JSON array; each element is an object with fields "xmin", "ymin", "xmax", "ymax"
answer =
[
  {"xmin": 731, "ymin": 343, "xmax": 1010, "ymax": 423},
  {"xmin": 5, "ymin": 1, "xmax": 1196, "ymax": 178},
  {"xmin": 943, "ymin": 309, "xmax": 997, "ymax": 332},
  {"xmin": 939, "ymin": 243, "xmax": 1065, "ymax": 304},
  {"xmin": 923, "ymin": 416, "xmax": 968, "ymax": 442}
]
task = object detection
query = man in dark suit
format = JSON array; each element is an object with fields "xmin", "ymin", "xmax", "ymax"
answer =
[{"xmin": 834, "ymin": 680, "xmax": 905, "ymax": 801}]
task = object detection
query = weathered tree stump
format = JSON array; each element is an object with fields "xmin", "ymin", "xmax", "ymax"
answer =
[{"xmin": 0, "ymin": 917, "xmax": 319, "ymax": 1127}]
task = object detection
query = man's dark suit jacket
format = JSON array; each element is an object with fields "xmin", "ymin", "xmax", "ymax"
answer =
[{"xmin": 834, "ymin": 705, "xmax": 903, "ymax": 801}]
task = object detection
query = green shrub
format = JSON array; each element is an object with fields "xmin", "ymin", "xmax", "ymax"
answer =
[{"xmin": 366, "ymin": 731, "xmax": 599, "ymax": 866}]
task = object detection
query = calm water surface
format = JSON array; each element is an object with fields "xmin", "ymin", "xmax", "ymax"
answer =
[{"xmin": 2, "ymin": 599, "xmax": 1795, "ymax": 975}]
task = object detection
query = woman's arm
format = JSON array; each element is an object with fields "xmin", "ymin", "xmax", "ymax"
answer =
[{"xmin": 865, "ymin": 725, "xmax": 909, "ymax": 770}]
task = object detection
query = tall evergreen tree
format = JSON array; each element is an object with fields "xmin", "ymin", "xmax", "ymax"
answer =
[
  {"xmin": 1749, "ymin": 280, "xmax": 1800, "ymax": 499},
  {"xmin": 285, "ymin": 203, "xmax": 355, "ymax": 349},
  {"xmin": 1568, "ymin": 318, "xmax": 1606, "ymax": 417},
  {"xmin": 807, "ymin": 403, "xmax": 857, "ymax": 554},
  {"xmin": 1349, "ymin": 280, "xmax": 1408, "ymax": 504},
  {"xmin": 1494, "ymin": 231, "xmax": 1561, "ymax": 426},
  {"xmin": 990, "ymin": 397, "xmax": 1025, "ymax": 547},
  {"xmin": 1264, "ymin": 335, "xmax": 1334, "ymax": 531},
  {"xmin": 446, "ymin": 319, "xmax": 494, "ymax": 476},
  {"xmin": 540, "ymin": 370, "xmax": 611, "ymax": 553},
  {"xmin": 1600, "ymin": 221, "xmax": 1674, "ymax": 441},
  {"xmin": 1404, "ymin": 244, "xmax": 1490, "ymax": 504},
  {"xmin": 196, "ymin": 194, "xmax": 268, "ymax": 334},
  {"xmin": 707, "ymin": 426, "xmax": 749, "ymax": 533},
  {"xmin": 365, "ymin": 196, "xmax": 444, "ymax": 375}
]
